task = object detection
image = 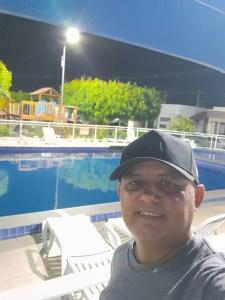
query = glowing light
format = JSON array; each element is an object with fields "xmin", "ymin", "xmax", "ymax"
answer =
[{"xmin": 65, "ymin": 27, "xmax": 80, "ymax": 44}]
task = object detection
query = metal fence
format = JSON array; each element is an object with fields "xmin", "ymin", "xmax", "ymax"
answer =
[
  {"xmin": 0, "ymin": 119, "xmax": 147, "ymax": 144},
  {"xmin": 0, "ymin": 119, "xmax": 224, "ymax": 149}
]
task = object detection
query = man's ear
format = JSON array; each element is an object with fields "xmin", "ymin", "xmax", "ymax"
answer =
[{"xmin": 195, "ymin": 184, "xmax": 205, "ymax": 209}]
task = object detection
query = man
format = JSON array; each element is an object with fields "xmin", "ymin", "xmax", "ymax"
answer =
[{"xmin": 100, "ymin": 130, "xmax": 225, "ymax": 300}]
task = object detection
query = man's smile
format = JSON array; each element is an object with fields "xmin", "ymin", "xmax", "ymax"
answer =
[{"xmin": 138, "ymin": 211, "xmax": 164, "ymax": 218}]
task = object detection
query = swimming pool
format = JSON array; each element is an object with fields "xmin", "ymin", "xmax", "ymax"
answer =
[
  {"xmin": 194, "ymin": 148, "xmax": 225, "ymax": 191},
  {"xmin": 193, "ymin": 148, "xmax": 225, "ymax": 162},
  {"xmin": 0, "ymin": 152, "xmax": 120, "ymax": 217},
  {"xmin": 0, "ymin": 148, "xmax": 225, "ymax": 217}
]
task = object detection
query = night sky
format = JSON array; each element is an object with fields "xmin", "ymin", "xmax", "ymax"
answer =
[{"xmin": 1, "ymin": 12, "xmax": 225, "ymax": 108}]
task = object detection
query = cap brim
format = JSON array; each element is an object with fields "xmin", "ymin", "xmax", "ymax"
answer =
[{"xmin": 109, "ymin": 157, "xmax": 197, "ymax": 184}]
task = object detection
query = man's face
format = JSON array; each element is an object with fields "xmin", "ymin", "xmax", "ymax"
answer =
[{"xmin": 117, "ymin": 160, "xmax": 204, "ymax": 248}]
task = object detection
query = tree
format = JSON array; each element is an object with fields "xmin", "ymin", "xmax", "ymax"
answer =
[
  {"xmin": 0, "ymin": 61, "xmax": 12, "ymax": 110},
  {"xmin": 64, "ymin": 77, "xmax": 161, "ymax": 125},
  {"xmin": 169, "ymin": 116, "xmax": 196, "ymax": 132},
  {"xmin": 11, "ymin": 90, "xmax": 30, "ymax": 102},
  {"xmin": 0, "ymin": 61, "xmax": 12, "ymax": 100}
]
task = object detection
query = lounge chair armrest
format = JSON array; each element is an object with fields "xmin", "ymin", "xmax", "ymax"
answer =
[{"xmin": 101, "ymin": 222, "xmax": 122, "ymax": 248}]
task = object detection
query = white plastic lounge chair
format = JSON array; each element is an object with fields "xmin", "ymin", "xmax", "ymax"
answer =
[
  {"xmin": 42, "ymin": 127, "xmax": 60, "ymax": 144},
  {"xmin": 0, "ymin": 268, "xmax": 110, "ymax": 300},
  {"xmin": 126, "ymin": 120, "xmax": 136, "ymax": 142},
  {"xmin": 42, "ymin": 214, "xmax": 113, "ymax": 273},
  {"xmin": 194, "ymin": 213, "xmax": 225, "ymax": 237},
  {"xmin": 101, "ymin": 217, "xmax": 133, "ymax": 248},
  {"xmin": 42, "ymin": 214, "xmax": 114, "ymax": 299},
  {"xmin": 65, "ymin": 251, "xmax": 112, "ymax": 300}
]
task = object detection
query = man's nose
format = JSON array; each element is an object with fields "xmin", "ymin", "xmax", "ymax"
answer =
[{"xmin": 141, "ymin": 182, "xmax": 162, "ymax": 202}]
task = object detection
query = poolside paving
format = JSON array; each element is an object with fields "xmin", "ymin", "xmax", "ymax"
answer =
[
  {"xmin": 0, "ymin": 234, "xmax": 47, "ymax": 292},
  {"xmin": 0, "ymin": 136, "xmax": 128, "ymax": 148}
]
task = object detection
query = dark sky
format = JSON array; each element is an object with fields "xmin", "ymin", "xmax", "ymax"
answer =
[{"xmin": 1, "ymin": 12, "xmax": 225, "ymax": 108}]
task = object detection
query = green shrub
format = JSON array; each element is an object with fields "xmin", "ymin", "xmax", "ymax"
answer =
[
  {"xmin": 0, "ymin": 125, "xmax": 10, "ymax": 136},
  {"xmin": 24, "ymin": 126, "xmax": 43, "ymax": 137},
  {"xmin": 117, "ymin": 129, "xmax": 127, "ymax": 139},
  {"xmin": 97, "ymin": 128, "xmax": 110, "ymax": 140}
]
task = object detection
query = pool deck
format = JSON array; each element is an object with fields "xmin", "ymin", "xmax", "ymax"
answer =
[
  {"xmin": 0, "ymin": 136, "xmax": 128, "ymax": 149},
  {"xmin": 0, "ymin": 233, "xmax": 46, "ymax": 292}
]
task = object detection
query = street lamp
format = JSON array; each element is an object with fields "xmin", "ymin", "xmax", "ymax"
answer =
[{"xmin": 61, "ymin": 27, "xmax": 80, "ymax": 107}]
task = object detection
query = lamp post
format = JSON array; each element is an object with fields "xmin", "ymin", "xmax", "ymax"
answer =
[{"xmin": 60, "ymin": 27, "xmax": 80, "ymax": 108}]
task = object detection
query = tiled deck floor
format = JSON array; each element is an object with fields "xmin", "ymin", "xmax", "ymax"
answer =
[
  {"xmin": 1, "ymin": 204, "xmax": 225, "ymax": 293},
  {"xmin": 0, "ymin": 233, "xmax": 49, "ymax": 292}
]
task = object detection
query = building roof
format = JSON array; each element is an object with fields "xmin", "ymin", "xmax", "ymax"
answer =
[
  {"xmin": 30, "ymin": 87, "xmax": 60, "ymax": 96},
  {"xmin": 192, "ymin": 110, "xmax": 225, "ymax": 121}
]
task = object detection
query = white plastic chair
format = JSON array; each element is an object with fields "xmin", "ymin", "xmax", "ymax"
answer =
[
  {"xmin": 101, "ymin": 217, "xmax": 132, "ymax": 248},
  {"xmin": 42, "ymin": 127, "xmax": 60, "ymax": 144},
  {"xmin": 0, "ymin": 268, "xmax": 110, "ymax": 300},
  {"xmin": 42, "ymin": 214, "xmax": 114, "ymax": 299},
  {"xmin": 194, "ymin": 214, "xmax": 225, "ymax": 237}
]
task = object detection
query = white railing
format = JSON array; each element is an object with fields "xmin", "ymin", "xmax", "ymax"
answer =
[
  {"xmin": 0, "ymin": 119, "xmax": 148, "ymax": 145},
  {"xmin": 0, "ymin": 119, "xmax": 224, "ymax": 150}
]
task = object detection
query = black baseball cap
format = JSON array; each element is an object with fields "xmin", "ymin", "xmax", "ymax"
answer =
[{"xmin": 109, "ymin": 130, "xmax": 199, "ymax": 184}]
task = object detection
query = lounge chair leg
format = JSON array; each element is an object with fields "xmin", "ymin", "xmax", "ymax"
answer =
[{"xmin": 42, "ymin": 221, "xmax": 55, "ymax": 255}]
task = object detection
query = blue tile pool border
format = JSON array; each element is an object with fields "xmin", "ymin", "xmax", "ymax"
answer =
[
  {"xmin": 0, "ymin": 146, "xmax": 124, "ymax": 154},
  {"xmin": 0, "ymin": 223, "xmax": 42, "ymax": 240},
  {"xmin": 0, "ymin": 211, "xmax": 122, "ymax": 241}
]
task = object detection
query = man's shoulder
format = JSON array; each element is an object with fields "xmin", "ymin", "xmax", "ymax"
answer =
[
  {"xmin": 200, "ymin": 252, "xmax": 225, "ymax": 272},
  {"xmin": 167, "ymin": 248, "xmax": 225, "ymax": 300},
  {"xmin": 196, "ymin": 253, "xmax": 225, "ymax": 299},
  {"xmin": 190, "ymin": 234, "xmax": 225, "ymax": 271}
]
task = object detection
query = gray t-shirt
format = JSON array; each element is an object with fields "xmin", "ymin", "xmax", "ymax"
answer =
[{"xmin": 100, "ymin": 234, "xmax": 225, "ymax": 300}]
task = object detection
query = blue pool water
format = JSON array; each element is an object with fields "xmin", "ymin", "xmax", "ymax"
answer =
[
  {"xmin": 0, "ymin": 149, "xmax": 225, "ymax": 217},
  {"xmin": 194, "ymin": 148, "xmax": 225, "ymax": 193},
  {"xmin": 0, "ymin": 152, "xmax": 120, "ymax": 217},
  {"xmin": 193, "ymin": 148, "xmax": 225, "ymax": 161}
]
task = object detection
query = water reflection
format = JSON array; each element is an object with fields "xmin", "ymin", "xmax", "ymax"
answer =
[
  {"xmin": 59, "ymin": 157, "xmax": 116, "ymax": 192},
  {"xmin": 0, "ymin": 169, "xmax": 9, "ymax": 198},
  {"xmin": 0, "ymin": 152, "xmax": 120, "ymax": 217}
]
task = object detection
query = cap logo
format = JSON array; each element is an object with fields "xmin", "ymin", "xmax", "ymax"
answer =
[{"xmin": 159, "ymin": 142, "xmax": 163, "ymax": 152}]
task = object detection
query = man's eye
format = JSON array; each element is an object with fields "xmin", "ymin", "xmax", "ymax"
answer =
[
  {"xmin": 160, "ymin": 180, "xmax": 182, "ymax": 193},
  {"xmin": 125, "ymin": 180, "xmax": 143, "ymax": 191}
]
